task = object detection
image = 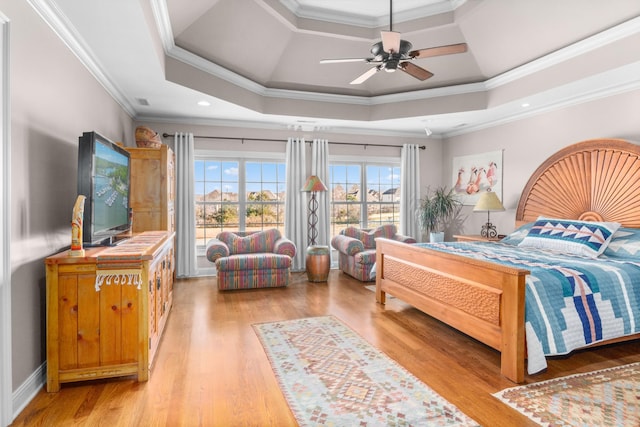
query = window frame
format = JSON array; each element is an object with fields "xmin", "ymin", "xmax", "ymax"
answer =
[
  {"xmin": 194, "ymin": 150, "xmax": 286, "ymax": 273},
  {"xmin": 328, "ymin": 155, "xmax": 401, "ymax": 235}
]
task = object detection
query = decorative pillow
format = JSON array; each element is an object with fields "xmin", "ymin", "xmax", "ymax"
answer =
[
  {"xmin": 372, "ymin": 224, "xmax": 397, "ymax": 240},
  {"xmin": 217, "ymin": 229, "xmax": 281, "ymax": 254},
  {"xmin": 517, "ymin": 217, "xmax": 620, "ymax": 258},
  {"xmin": 342, "ymin": 225, "xmax": 398, "ymax": 249},
  {"xmin": 343, "ymin": 227, "xmax": 375, "ymax": 249},
  {"xmin": 602, "ymin": 227, "xmax": 640, "ymax": 260},
  {"xmin": 500, "ymin": 222, "xmax": 535, "ymax": 246}
]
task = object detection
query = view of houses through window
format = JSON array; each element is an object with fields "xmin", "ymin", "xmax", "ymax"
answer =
[
  {"xmin": 195, "ymin": 157, "xmax": 401, "ymax": 254},
  {"xmin": 329, "ymin": 162, "xmax": 401, "ymax": 236},
  {"xmin": 195, "ymin": 159, "xmax": 286, "ymax": 249}
]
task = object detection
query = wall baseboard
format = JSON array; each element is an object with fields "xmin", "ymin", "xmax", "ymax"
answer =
[{"xmin": 12, "ymin": 362, "xmax": 46, "ymax": 422}]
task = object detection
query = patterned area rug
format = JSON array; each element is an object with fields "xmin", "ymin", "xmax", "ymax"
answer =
[
  {"xmin": 253, "ymin": 316, "xmax": 478, "ymax": 426},
  {"xmin": 493, "ymin": 362, "xmax": 640, "ymax": 426}
]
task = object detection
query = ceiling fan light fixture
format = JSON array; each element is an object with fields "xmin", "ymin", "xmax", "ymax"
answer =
[
  {"xmin": 384, "ymin": 61, "xmax": 398, "ymax": 72},
  {"xmin": 320, "ymin": 0, "xmax": 467, "ymax": 85}
]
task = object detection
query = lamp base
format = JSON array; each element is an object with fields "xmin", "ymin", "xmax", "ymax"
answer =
[{"xmin": 480, "ymin": 222, "xmax": 497, "ymax": 238}]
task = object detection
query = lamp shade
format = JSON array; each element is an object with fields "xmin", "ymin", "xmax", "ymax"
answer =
[
  {"xmin": 473, "ymin": 191, "xmax": 505, "ymax": 212},
  {"xmin": 301, "ymin": 175, "xmax": 328, "ymax": 192}
]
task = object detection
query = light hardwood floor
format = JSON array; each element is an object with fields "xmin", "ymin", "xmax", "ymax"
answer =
[{"xmin": 12, "ymin": 270, "xmax": 640, "ymax": 426}]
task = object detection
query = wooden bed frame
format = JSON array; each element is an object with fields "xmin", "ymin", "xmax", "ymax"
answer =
[{"xmin": 375, "ymin": 138, "xmax": 640, "ymax": 383}]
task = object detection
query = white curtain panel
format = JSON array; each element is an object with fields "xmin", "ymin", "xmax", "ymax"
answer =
[
  {"xmin": 400, "ymin": 144, "xmax": 421, "ymax": 241},
  {"xmin": 174, "ymin": 132, "xmax": 197, "ymax": 277},
  {"xmin": 311, "ymin": 139, "xmax": 330, "ymax": 247},
  {"xmin": 285, "ymin": 137, "xmax": 307, "ymax": 271}
]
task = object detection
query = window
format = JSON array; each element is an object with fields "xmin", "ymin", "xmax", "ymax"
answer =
[
  {"xmin": 329, "ymin": 161, "xmax": 400, "ymax": 236},
  {"xmin": 194, "ymin": 158, "xmax": 286, "ymax": 250}
]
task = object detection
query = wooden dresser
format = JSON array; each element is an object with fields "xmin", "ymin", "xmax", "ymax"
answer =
[{"xmin": 45, "ymin": 231, "xmax": 175, "ymax": 392}]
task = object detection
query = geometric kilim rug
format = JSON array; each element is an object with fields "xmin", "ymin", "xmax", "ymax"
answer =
[
  {"xmin": 253, "ymin": 316, "xmax": 479, "ymax": 426},
  {"xmin": 493, "ymin": 362, "xmax": 640, "ymax": 427}
]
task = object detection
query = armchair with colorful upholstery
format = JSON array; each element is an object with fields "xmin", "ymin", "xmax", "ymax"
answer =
[
  {"xmin": 331, "ymin": 224, "xmax": 416, "ymax": 282},
  {"xmin": 206, "ymin": 229, "xmax": 296, "ymax": 290}
]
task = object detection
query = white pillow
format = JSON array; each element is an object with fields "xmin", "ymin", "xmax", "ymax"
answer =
[{"xmin": 517, "ymin": 217, "xmax": 620, "ymax": 258}]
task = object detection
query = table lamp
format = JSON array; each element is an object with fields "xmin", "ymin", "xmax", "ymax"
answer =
[
  {"xmin": 301, "ymin": 175, "xmax": 328, "ymax": 246},
  {"xmin": 473, "ymin": 191, "xmax": 505, "ymax": 238}
]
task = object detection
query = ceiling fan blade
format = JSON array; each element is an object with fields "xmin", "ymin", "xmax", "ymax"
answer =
[
  {"xmin": 350, "ymin": 67, "xmax": 379, "ymax": 85},
  {"xmin": 409, "ymin": 43, "xmax": 468, "ymax": 59},
  {"xmin": 381, "ymin": 31, "xmax": 401, "ymax": 53},
  {"xmin": 320, "ymin": 57, "xmax": 371, "ymax": 64},
  {"xmin": 399, "ymin": 62, "xmax": 434, "ymax": 81}
]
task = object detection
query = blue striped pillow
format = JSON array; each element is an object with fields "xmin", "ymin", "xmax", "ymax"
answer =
[{"xmin": 517, "ymin": 218, "xmax": 620, "ymax": 258}]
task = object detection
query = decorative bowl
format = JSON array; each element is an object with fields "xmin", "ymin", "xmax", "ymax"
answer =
[{"xmin": 135, "ymin": 126, "xmax": 162, "ymax": 148}]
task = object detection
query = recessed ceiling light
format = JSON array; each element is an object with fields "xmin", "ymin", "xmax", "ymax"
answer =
[
  {"xmin": 197, "ymin": 100, "xmax": 211, "ymax": 107},
  {"xmin": 521, "ymin": 102, "xmax": 530, "ymax": 107}
]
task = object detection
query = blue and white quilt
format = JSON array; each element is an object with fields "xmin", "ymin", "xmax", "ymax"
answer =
[{"xmin": 417, "ymin": 235, "xmax": 640, "ymax": 375}]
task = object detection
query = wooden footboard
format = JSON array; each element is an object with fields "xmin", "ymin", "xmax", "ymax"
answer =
[{"xmin": 375, "ymin": 238, "xmax": 530, "ymax": 383}]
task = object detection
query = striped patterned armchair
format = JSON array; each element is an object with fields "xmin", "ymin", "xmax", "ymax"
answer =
[
  {"xmin": 206, "ymin": 229, "xmax": 296, "ymax": 290},
  {"xmin": 331, "ymin": 225, "xmax": 416, "ymax": 281}
]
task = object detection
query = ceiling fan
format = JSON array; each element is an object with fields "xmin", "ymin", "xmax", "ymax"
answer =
[{"xmin": 320, "ymin": 0, "xmax": 468, "ymax": 85}]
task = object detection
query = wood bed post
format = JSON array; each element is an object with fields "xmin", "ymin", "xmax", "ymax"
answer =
[
  {"xmin": 375, "ymin": 247, "xmax": 386, "ymax": 305},
  {"xmin": 500, "ymin": 274, "xmax": 526, "ymax": 383}
]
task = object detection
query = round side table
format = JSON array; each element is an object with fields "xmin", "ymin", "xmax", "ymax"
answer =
[{"xmin": 306, "ymin": 245, "xmax": 330, "ymax": 282}]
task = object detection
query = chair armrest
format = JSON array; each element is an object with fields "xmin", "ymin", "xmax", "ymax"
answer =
[
  {"xmin": 331, "ymin": 234, "xmax": 365, "ymax": 255},
  {"xmin": 273, "ymin": 237, "xmax": 297, "ymax": 258},
  {"xmin": 392, "ymin": 234, "xmax": 417, "ymax": 244},
  {"xmin": 206, "ymin": 238, "xmax": 230, "ymax": 263}
]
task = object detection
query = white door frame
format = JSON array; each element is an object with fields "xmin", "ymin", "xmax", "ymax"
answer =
[{"xmin": 0, "ymin": 11, "xmax": 11, "ymax": 427}]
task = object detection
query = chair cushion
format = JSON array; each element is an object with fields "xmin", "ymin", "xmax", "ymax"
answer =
[
  {"xmin": 217, "ymin": 229, "xmax": 282, "ymax": 254},
  {"xmin": 215, "ymin": 253, "xmax": 292, "ymax": 271}
]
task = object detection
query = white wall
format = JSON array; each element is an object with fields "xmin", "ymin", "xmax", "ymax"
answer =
[
  {"xmin": 443, "ymin": 88, "xmax": 640, "ymax": 237},
  {"xmin": 3, "ymin": 0, "xmax": 134, "ymax": 412}
]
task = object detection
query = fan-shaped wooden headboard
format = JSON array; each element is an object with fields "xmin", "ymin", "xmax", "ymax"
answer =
[{"xmin": 516, "ymin": 138, "xmax": 640, "ymax": 228}]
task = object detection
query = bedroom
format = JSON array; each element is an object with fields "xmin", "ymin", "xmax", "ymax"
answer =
[{"xmin": 3, "ymin": 0, "xmax": 640, "ymax": 425}]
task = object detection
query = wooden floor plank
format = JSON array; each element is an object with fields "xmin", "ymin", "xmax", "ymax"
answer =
[{"xmin": 11, "ymin": 270, "xmax": 640, "ymax": 426}]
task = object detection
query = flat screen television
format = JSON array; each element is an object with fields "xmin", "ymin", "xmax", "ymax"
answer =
[{"xmin": 77, "ymin": 131, "xmax": 131, "ymax": 246}]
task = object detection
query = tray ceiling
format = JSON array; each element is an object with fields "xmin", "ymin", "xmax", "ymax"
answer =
[{"xmin": 39, "ymin": 0, "xmax": 640, "ymax": 137}]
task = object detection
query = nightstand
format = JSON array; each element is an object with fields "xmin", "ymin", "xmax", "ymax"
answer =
[{"xmin": 453, "ymin": 234, "xmax": 503, "ymax": 242}]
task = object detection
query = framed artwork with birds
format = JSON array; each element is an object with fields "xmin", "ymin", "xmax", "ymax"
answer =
[{"xmin": 452, "ymin": 149, "xmax": 503, "ymax": 205}]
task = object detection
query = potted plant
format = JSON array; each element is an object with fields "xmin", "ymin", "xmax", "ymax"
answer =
[{"xmin": 418, "ymin": 186, "xmax": 461, "ymax": 242}]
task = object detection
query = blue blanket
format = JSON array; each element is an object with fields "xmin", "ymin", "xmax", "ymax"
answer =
[{"xmin": 417, "ymin": 241, "xmax": 640, "ymax": 374}]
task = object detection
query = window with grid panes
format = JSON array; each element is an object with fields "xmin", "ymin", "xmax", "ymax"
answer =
[
  {"xmin": 328, "ymin": 161, "xmax": 400, "ymax": 236},
  {"xmin": 194, "ymin": 158, "xmax": 286, "ymax": 250}
]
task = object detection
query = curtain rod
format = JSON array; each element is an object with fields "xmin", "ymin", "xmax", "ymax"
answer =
[{"xmin": 161, "ymin": 133, "xmax": 425, "ymax": 150}]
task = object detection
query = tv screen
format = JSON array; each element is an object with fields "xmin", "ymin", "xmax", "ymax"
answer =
[{"xmin": 77, "ymin": 131, "xmax": 131, "ymax": 245}]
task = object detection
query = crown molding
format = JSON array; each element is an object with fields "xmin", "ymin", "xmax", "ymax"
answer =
[
  {"xmin": 155, "ymin": 0, "xmax": 640, "ymax": 108},
  {"xmin": 34, "ymin": 0, "xmax": 640, "ymax": 139},
  {"xmin": 486, "ymin": 15, "xmax": 640, "ymax": 90},
  {"xmin": 276, "ymin": 0, "xmax": 460, "ymax": 28},
  {"xmin": 445, "ymin": 60, "xmax": 640, "ymax": 137},
  {"xmin": 27, "ymin": 0, "xmax": 137, "ymax": 118},
  {"xmin": 136, "ymin": 113, "xmax": 428, "ymax": 139}
]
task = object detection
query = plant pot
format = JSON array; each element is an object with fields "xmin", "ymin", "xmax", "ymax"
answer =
[{"xmin": 429, "ymin": 231, "xmax": 444, "ymax": 242}]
